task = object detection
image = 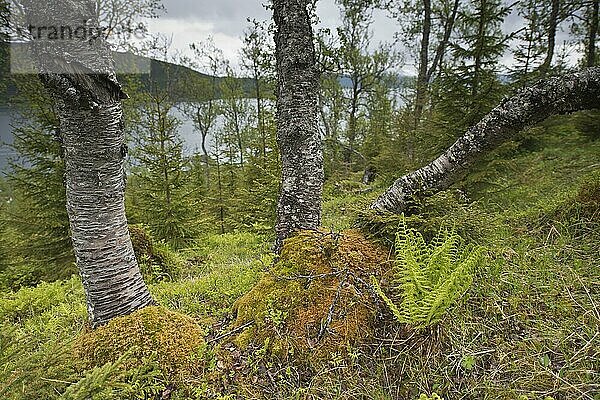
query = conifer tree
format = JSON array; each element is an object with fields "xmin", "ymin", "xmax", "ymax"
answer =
[
  {"xmin": 182, "ymin": 39, "xmax": 228, "ymax": 192},
  {"xmin": 210, "ymin": 115, "xmax": 228, "ymax": 235},
  {"xmin": 336, "ymin": 0, "xmax": 394, "ymax": 169},
  {"xmin": 220, "ymin": 67, "xmax": 254, "ymax": 170},
  {"xmin": 362, "ymin": 76, "xmax": 397, "ymax": 179},
  {"xmin": 570, "ymin": 0, "xmax": 599, "ymax": 67},
  {"xmin": 234, "ymin": 21, "xmax": 281, "ymax": 232},
  {"xmin": 241, "ymin": 19, "xmax": 275, "ymax": 167},
  {"xmin": 319, "ymin": 73, "xmax": 347, "ymax": 176},
  {"xmin": 128, "ymin": 56, "xmax": 196, "ymax": 248},
  {"xmin": 5, "ymin": 77, "xmax": 75, "ymax": 283},
  {"xmin": 392, "ymin": 0, "xmax": 461, "ymax": 128},
  {"xmin": 0, "ymin": 176, "xmax": 11, "ymax": 285},
  {"xmin": 434, "ymin": 0, "xmax": 511, "ymax": 131},
  {"xmin": 315, "ymin": 29, "xmax": 347, "ymax": 176},
  {"xmin": 510, "ymin": 0, "xmax": 546, "ymax": 83}
]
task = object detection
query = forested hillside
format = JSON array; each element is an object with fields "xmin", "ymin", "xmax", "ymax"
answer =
[{"xmin": 0, "ymin": 0, "xmax": 598, "ymax": 399}]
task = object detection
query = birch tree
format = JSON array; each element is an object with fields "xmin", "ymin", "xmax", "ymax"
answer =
[
  {"xmin": 393, "ymin": 0, "xmax": 461, "ymax": 127},
  {"xmin": 336, "ymin": 0, "xmax": 394, "ymax": 168},
  {"xmin": 272, "ymin": 0, "xmax": 323, "ymax": 250},
  {"xmin": 17, "ymin": 0, "xmax": 154, "ymax": 326},
  {"xmin": 371, "ymin": 67, "xmax": 600, "ymax": 213},
  {"xmin": 4, "ymin": 0, "xmax": 163, "ymax": 284},
  {"xmin": 241, "ymin": 19, "xmax": 275, "ymax": 167}
]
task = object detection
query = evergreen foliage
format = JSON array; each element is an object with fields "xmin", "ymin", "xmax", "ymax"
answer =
[
  {"xmin": 126, "ymin": 70, "xmax": 198, "ymax": 248},
  {"xmin": 2, "ymin": 77, "xmax": 74, "ymax": 288},
  {"xmin": 0, "ymin": 3, "xmax": 599, "ymax": 399},
  {"xmin": 433, "ymin": 0, "xmax": 511, "ymax": 130},
  {"xmin": 510, "ymin": 0, "xmax": 546, "ymax": 83}
]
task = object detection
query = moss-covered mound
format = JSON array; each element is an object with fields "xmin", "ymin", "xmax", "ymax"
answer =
[
  {"xmin": 73, "ymin": 306, "xmax": 206, "ymax": 379},
  {"xmin": 129, "ymin": 224, "xmax": 183, "ymax": 282},
  {"xmin": 232, "ymin": 229, "xmax": 392, "ymax": 360}
]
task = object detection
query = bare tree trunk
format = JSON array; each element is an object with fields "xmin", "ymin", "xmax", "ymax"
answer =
[
  {"xmin": 414, "ymin": 0, "xmax": 432, "ymax": 128},
  {"xmin": 345, "ymin": 76, "xmax": 360, "ymax": 167},
  {"xmin": 21, "ymin": 0, "xmax": 153, "ymax": 326},
  {"xmin": 587, "ymin": 0, "xmax": 599, "ymax": 67},
  {"xmin": 371, "ymin": 67, "xmax": 600, "ymax": 214},
  {"xmin": 539, "ymin": 0, "xmax": 560, "ymax": 74},
  {"xmin": 196, "ymin": 108, "xmax": 211, "ymax": 188},
  {"xmin": 273, "ymin": 0, "xmax": 323, "ymax": 251},
  {"xmin": 427, "ymin": 0, "xmax": 460, "ymax": 81},
  {"xmin": 254, "ymin": 66, "xmax": 267, "ymax": 168}
]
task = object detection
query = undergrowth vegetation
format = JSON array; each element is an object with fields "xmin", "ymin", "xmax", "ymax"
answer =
[
  {"xmin": 0, "ymin": 117, "xmax": 598, "ymax": 399},
  {"xmin": 371, "ymin": 223, "xmax": 483, "ymax": 327}
]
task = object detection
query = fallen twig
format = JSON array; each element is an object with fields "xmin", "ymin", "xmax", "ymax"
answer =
[{"xmin": 208, "ymin": 321, "xmax": 254, "ymax": 344}]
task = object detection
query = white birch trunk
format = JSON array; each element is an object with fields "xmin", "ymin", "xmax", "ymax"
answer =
[{"xmin": 20, "ymin": 0, "xmax": 154, "ymax": 326}]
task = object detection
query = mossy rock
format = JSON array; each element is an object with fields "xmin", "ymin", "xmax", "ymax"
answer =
[
  {"xmin": 232, "ymin": 229, "xmax": 392, "ymax": 361},
  {"xmin": 129, "ymin": 224, "xmax": 155, "ymax": 261},
  {"xmin": 129, "ymin": 224, "xmax": 183, "ymax": 281},
  {"xmin": 73, "ymin": 306, "xmax": 206, "ymax": 379}
]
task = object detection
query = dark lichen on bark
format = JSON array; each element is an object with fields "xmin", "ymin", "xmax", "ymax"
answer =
[
  {"xmin": 272, "ymin": 0, "xmax": 324, "ymax": 251},
  {"xmin": 372, "ymin": 67, "xmax": 600, "ymax": 214}
]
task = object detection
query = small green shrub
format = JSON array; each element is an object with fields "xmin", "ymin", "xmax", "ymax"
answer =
[
  {"xmin": 372, "ymin": 221, "xmax": 482, "ymax": 327},
  {"xmin": 61, "ymin": 353, "xmax": 168, "ymax": 400}
]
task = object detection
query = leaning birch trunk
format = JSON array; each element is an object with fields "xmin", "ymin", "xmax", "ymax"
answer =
[
  {"xmin": 372, "ymin": 67, "xmax": 600, "ymax": 214},
  {"xmin": 272, "ymin": 0, "xmax": 323, "ymax": 251},
  {"xmin": 20, "ymin": 0, "xmax": 153, "ymax": 326}
]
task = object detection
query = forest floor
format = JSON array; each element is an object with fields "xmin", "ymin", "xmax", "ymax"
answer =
[{"xmin": 0, "ymin": 117, "xmax": 599, "ymax": 399}]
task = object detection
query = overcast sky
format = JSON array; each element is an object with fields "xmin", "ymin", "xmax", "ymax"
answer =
[
  {"xmin": 145, "ymin": 0, "xmax": 400, "ymax": 72},
  {"xmin": 144, "ymin": 0, "xmax": 579, "ymax": 75}
]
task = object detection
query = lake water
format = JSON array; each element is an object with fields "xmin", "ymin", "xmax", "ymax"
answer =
[
  {"xmin": 0, "ymin": 106, "xmax": 14, "ymax": 174},
  {"xmin": 0, "ymin": 104, "xmax": 218, "ymax": 174}
]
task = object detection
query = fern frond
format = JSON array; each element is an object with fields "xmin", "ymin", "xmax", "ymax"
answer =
[{"xmin": 373, "ymin": 219, "xmax": 483, "ymax": 328}]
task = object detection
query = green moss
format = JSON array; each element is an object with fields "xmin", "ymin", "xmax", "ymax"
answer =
[
  {"xmin": 232, "ymin": 229, "xmax": 392, "ymax": 361},
  {"xmin": 129, "ymin": 224, "xmax": 185, "ymax": 282},
  {"xmin": 74, "ymin": 306, "xmax": 206, "ymax": 380},
  {"xmin": 150, "ymin": 235, "xmax": 268, "ymax": 325},
  {"xmin": 0, "ymin": 276, "xmax": 83, "ymax": 322},
  {"xmin": 561, "ymin": 170, "xmax": 600, "ymax": 220}
]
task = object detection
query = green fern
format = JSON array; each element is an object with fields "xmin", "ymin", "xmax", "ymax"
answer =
[{"xmin": 373, "ymin": 220, "xmax": 482, "ymax": 327}]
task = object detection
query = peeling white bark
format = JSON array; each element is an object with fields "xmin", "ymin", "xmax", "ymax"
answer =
[
  {"xmin": 20, "ymin": 0, "xmax": 153, "ymax": 326},
  {"xmin": 273, "ymin": 0, "xmax": 324, "ymax": 250},
  {"xmin": 372, "ymin": 67, "xmax": 600, "ymax": 214}
]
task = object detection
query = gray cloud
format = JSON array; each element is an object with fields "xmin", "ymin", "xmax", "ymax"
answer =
[
  {"xmin": 149, "ymin": 1, "xmax": 581, "ymax": 72},
  {"xmin": 160, "ymin": 0, "xmax": 271, "ymax": 36}
]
